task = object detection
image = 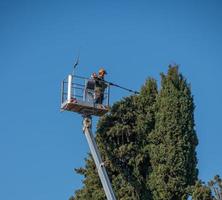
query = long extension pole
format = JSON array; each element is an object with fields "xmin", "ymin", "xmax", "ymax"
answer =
[{"xmin": 74, "ymin": 75, "xmax": 139, "ymax": 95}]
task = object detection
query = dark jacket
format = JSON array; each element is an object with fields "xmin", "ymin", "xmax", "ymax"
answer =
[{"xmin": 95, "ymin": 77, "xmax": 107, "ymax": 93}]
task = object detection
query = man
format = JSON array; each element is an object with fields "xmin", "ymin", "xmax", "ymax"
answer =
[{"xmin": 94, "ymin": 68, "xmax": 107, "ymax": 104}]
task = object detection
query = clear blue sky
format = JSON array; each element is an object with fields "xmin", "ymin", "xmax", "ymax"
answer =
[{"xmin": 0, "ymin": 0, "xmax": 222, "ymax": 199}]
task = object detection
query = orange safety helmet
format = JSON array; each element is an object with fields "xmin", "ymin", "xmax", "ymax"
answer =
[{"xmin": 98, "ymin": 68, "xmax": 107, "ymax": 76}]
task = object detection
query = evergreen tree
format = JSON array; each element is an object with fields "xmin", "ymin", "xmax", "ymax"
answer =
[
  {"xmin": 148, "ymin": 66, "xmax": 198, "ymax": 200},
  {"xmin": 71, "ymin": 66, "xmax": 199, "ymax": 200},
  {"xmin": 73, "ymin": 79, "xmax": 158, "ymax": 200},
  {"xmin": 191, "ymin": 181, "xmax": 213, "ymax": 200},
  {"xmin": 189, "ymin": 175, "xmax": 222, "ymax": 200},
  {"xmin": 208, "ymin": 175, "xmax": 222, "ymax": 200}
]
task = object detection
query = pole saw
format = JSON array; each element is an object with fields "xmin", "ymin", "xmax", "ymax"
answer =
[
  {"xmin": 103, "ymin": 80, "xmax": 139, "ymax": 95},
  {"xmin": 70, "ymin": 55, "xmax": 139, "ymax": 95}
]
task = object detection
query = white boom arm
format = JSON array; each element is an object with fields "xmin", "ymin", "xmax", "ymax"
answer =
[{"xmin": 82, "ymin": 116, "xmax": 117, "ymax": 200}]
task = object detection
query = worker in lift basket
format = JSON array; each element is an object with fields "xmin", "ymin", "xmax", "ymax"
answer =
[{"xmin": 94, "ymin": 68, "xmax": 107, "ymax": 105}]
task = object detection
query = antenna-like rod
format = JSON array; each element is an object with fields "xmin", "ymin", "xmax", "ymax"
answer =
[{"xmin": 72, "ymin": 52, "xmax": 80, "ymax": 75}]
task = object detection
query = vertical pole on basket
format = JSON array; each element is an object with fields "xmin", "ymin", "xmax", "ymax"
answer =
[
  {"xmin": 67, "ymin": 74, "xmax": 72, "ymax": 103},
  {"xmin": 61, "ymin": 80, "xmax": 64, "ymax": 109}
]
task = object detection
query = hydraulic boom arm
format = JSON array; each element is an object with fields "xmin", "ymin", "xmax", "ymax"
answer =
[{"xmin": 82, "ymin": 116, "xmax": 117, "ymax": 200}]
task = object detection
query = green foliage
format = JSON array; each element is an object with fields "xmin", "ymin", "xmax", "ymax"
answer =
[
  {"xmin": 71, "ymin": 66, "xmax": 199, "ymax": 200},
  {"xmin": 73, "ymin": 79, "xmax": 158, "ymax": 200},
  {"xmin": 74, "ymin": 155, "xmax": 105, "ymax": 200},
  {"xmin": 191, "ymin": 181, "xmax": 213, "ymax": 200},
  {"xmin": 208, "ymin": 175, "xmax": 222, "ymax": 200},
  {"xmin": 148, "ymin": 66, "xmax": 198, "ymax": 200}
]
